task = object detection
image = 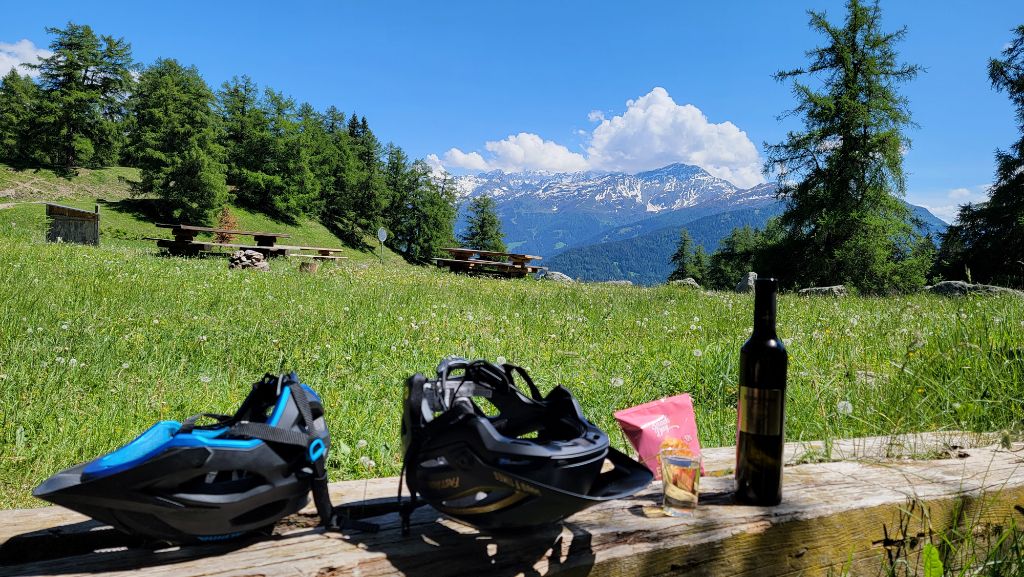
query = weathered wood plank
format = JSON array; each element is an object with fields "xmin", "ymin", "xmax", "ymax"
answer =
[
  {"xmin": 46, "ymin": 203, "xmax": 99, "ymax": 245},
  {"xmin": 1, "ymin": 432, "xmax": 1018, "ymax": 577}
]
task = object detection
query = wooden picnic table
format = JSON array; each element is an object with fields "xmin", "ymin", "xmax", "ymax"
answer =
[
  {"xmin": 155, "ymin": 223, "xmax": 290, "ymax": 247},
  {"xmin": 435, "ymin": 247, "xmax": 545, "ymax": 278},
  {"xmin": 1, "ymin": 431, "xmax": 1018, "ymax": 577}
]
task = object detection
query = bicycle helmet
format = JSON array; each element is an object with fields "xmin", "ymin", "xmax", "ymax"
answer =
[
  {"xmin": 33, "ymin": 372, "xmax": 337, "ymax": 543},
  {"xmin": 400, "ymin": 358, "xmax": 652, "ymax": 531}
]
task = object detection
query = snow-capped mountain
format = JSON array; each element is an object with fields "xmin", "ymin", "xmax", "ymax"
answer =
[{"xmin": 452, "ymin": 163, "xmax": 778, "ymax": 256}]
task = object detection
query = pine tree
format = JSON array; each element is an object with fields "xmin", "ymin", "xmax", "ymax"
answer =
[
  {"xmin": 761, "ymin": 0, "xmax": 931, "ymax": 294},
  {"xmin": 128, "ymin": 58, "xmax": 227, "ymax": 223},
  {"xmin": 30, "ymin": 22, "xmax": 135, "ymax": 170},
  {"xmin": 460, "ymin": 195, "xmax": 506, "ymax": 253},
  {"xmin": 668, "ymin": 229, "xmax": 694, "ymax": 281},
  {"xmin": 218, "ymin": 76, "xmax": 273, "ymax": 209},
  {"xmin": 937, "ymin": 25, "xmax": 1024, "ymax": 288},
  {"xmin": 0, "ymin": 70, "xmax": 40, "ymax": 165},
  {"xmin": 691, "ymin": 245, "xmax": 709, "ymax": 285},
  {"xmin": 708, "ymin": 225, "xmax": 762, "ymax": 290}
]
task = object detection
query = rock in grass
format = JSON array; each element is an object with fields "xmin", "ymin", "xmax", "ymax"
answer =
[
  {"xmin": 539, "ymin": 270, "xmax": 574, "ymax": 283},
  {"xmin": 735, "ymin": 272, "xmax": 757, "ymax": 293},
  {"xmin": 229, "ymin": 250, "xmax": 270, "ymax": 272},
  {"xmin": 799, "ymin": 285, "xmax": 847, "ymax": 297},
  {"xmin": 928, "ymin": 280, "xmax": 1023, "ymax": 297},
  {"xmin": 670, "ymin": 277, "xmax": 701, "ymax": 289}
]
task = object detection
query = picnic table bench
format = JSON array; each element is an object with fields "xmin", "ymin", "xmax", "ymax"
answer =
[
  {"xmin": 434, "ymin": 247, "xmax": 545, "ymax": 278},
  {"xmin": 151, "ymin": 224, "xmax": 292, "ymax": 257},
  {"xmin": 2, "ymin": 431, "xmax": 1020, "ymax": 577}
]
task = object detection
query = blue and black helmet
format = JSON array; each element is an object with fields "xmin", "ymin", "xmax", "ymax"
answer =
[{"xmin": 33, "ymin": 372, "xmax": 335, "ymax": 543}]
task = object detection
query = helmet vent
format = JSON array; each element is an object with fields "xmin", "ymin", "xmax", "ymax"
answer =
[{"xmin": 181, "ymin": 470, "xmax": 266, "ymax": 495}]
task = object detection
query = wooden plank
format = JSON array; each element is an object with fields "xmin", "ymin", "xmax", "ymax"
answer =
[
  {"xmin": 442, "ymin": 247, "xmax": 542, "ymax": 261},
  {"xmin": 46, "ymin": 204, "xmax": 99, "ymax": 245},
  {"xmin": 154, "ymin": 239, "xmax": 290, "ymax": 257},
  {"xmin": 154, "ymin": 224, "xmax": 290, "ymax": 238},
  {"xmin": 287, "ymin": 254, "xmax": 348, "ymax": 261},
  {"xmin": 276, "ymin": 245, "xmax": 347, "ymax": 255},
  {"xmin": 0, "ymin": 432, "xmax": 1015, "ymax": 576}
]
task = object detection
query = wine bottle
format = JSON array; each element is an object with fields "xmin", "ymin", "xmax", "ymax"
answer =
[{"xmin": 735, "ymin": 277, "xmax": 788, "ymax": 505}]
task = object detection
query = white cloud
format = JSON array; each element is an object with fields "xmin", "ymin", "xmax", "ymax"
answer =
[
  {"xmin": 424, "ymin": 153, "xmax": 446, "ymax": 177},
  {"xmin": 586, "ymin": 87, "xmax": 763, "ymax": 187},
  {"xmin": 432, "ymin": 87, "xmax": 765, "ymax": 188},
  {"xmin": 482, "ymin": 133, "xmax": 588, "ymax": 173},
  {"xmin": 443, "ymin": 148, "xmax": 490, "ymax": 171},
  {"xmin": 910, "ymin": 184, "xmax": 991, "ymax": 224},
  {"xmin": 0, "ymin": 39, "xmax": 50, "ymax": 77}
]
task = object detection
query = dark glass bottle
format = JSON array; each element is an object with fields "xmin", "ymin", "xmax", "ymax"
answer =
[{"xmin": 735, "ymin": 277, "xmax": 788, "ymax": 505}]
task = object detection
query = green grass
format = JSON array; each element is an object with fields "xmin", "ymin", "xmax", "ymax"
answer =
[
  {"xmin": 0, "ymin": 216, "xmax": 1021, "ymax": 509},
  {"xmin": 0, "ymin": 164, "xmax": 140, "ymax": 202}
]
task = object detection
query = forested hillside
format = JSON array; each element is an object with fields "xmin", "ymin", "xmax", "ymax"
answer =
[{"xmin": 0, "ymin": 22, "xmax": 458, "ymax": 262}]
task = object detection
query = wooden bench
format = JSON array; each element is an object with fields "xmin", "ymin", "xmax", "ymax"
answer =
[
  {"xmin": 434, "ymin": 248, "xmax": 546, "ymax": 278},
  {"xmin": 277, "ymin": 245, "xmax": 350, "ymax": 261},
  {"xmin": 2, "ymin": 432, "xmax": 1019, "ymax": 576}
]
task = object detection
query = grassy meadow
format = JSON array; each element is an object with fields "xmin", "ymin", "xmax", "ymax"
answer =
[{"xmin": 1, "ymin": 198, "xmax": 1022, "ymax": 510}]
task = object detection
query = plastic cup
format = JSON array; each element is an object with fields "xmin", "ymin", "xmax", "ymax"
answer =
[{"xmin": 660, "ymin": 447, "xmax": 701, "ymax": 516}]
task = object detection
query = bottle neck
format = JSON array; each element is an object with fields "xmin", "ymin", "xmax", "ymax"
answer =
[{"xmin": 752, "ymin": 279, "xmax": 778, "ymax": 337}]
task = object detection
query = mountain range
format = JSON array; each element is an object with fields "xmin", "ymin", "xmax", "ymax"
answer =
[{"xmin": 452, "ymin": 163, "xmax": 947, "ymax": 285}]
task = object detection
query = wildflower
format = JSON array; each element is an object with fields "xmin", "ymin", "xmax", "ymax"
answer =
[
  {"xmin": 693, "ymin": 316, "xmax": 700, "ymax": 323},
  {"xmin": 916, "ymin": 387, "xmax": 925, "ymax": 394},
  {"xmin": 693, "ymin": 349, "xmax": 703, "ymax": 358},
  {"xmin": 610, "ymin": 377, "xmax": 624, "ymax": 387},
  {"xmin": 356, "ymin": 439, "xmax": 368, "ymax": 449},
  {"xmin": 690, "ymin": 324, "xmax": 697, "ymax": 331},
  {"xmin": 836, "ymin": 400, "xmax": 853, "ymax": 415},
  {"xmin": 199, "ymin": 335, "xmax": 207, "ymax": 342},
  {"xmin": 152, "ymin": 319, "xmax": 160, "ymax": 325},
  {"xmin": 662, "ymin": 360, "xmax": 672, "ymax": 368},
  {"xmin": 343, "ymin": 306, "xmax": 350, "ymax": 312},
  {"xmin": 200, "ymin": 376, "xmax": 212, "ymax": 384},
  {"xmin": 68, "ymin": 358, "xmax": 78, "ymax": 367},
  {"xmin": 121, "ymin": 362, "xmax": 130, "ymax": 369},
  {"xmin": 390, "ymin": 345, "xmax": 397, "ymax": 352},
  {"xmin": 27, "ymin": 327, "xmax": 33, "ymax": 334},
  {"xmin": 60, "ymin": 323, "xmax": 69, "ymax": 331},
  {"xmin": 496, "ymin": 356, "xmax": 507, "ymax": 365}
]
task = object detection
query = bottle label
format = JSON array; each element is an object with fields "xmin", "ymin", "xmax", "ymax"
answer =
[{"xmin": 738, "ymin": 386, "xmax": 784, "ymax": 435}]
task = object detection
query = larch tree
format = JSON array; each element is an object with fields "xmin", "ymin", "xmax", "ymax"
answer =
[
  {"xmin": 460, "ymin": 195, "xmax": 506, "ymax": 253},
  {"xmin": 936, "ymin": 25, "xmax": 1024, "ymax": 288},
  {"xmin": 128, "ymin": 58, "xmax": 227, "ymax": 224},
  {"xmin": 761, "ymin": 0, "xmax": 932, "ymax": 294},
  {"xmin": 0, "ymin": 70, "xmax": 40, "ymax": 166},
  {"xmin": 31, "ymin": 22, "xmax": 135, "ymax": 170}
]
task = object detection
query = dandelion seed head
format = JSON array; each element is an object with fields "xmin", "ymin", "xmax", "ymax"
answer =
[
  {"xmin": 496, "ymin": 356, "xmax": 507, "ymax": 365},
  {"xmin": 836, "ymin": 400, "xmax": 853, "ymax": 415},
  {"xmin": 662, "ymin": 360, "xmax": 672, "ymax": 368},
  {"xmin": 356, "ymin": 439, "xmax": 368, "ymax": 449},
  {"xmin": 610, "ymin": 377, "xmax": 624, "ymax": 387},
  {"xmin": 152, "ymin": 319, "xmax": 159, "ymax": 325},
  {"xmin": 68, "ymin": 358, "xmax": 78, "ymax": 367},
  {"xmin": 122, "ymin": 362, "xmax": 130, "ymax": 369},
  {"xmin": 200, "ymin": 376, "xmax": 212, "ymax": 383},
  {"xmin": 60, "ymin": 323, "xmax": 69, "ymax": 330},
  {"xmin": 690, "ymin": 324, "xmax": 697, "ymax": 331},
  {"xmin": 692, "ymin": 349, "xmax": 703, "ymax": 357}
]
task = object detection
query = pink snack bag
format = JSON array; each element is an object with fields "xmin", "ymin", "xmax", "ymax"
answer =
[{"xmin": 614, "ymin": 394, "xmax": 703, "ymax": 479}]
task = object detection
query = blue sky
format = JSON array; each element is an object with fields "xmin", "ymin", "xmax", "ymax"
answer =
[{"xmin": 2, "ymin": 1, "xmax": 1021, "ymax": 222}]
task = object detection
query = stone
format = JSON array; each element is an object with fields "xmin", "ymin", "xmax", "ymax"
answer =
[
  {"xmin": 798, "ymin": 285, "xmax": 847, "ymax": 297},
  {"xmin": 229, "ymin": 249, "xmax": 270, "ymax": 272},
  {"xmin": 928, "ymin": 280, "xmax": 1024, "ymax": 297},
  {"xmin": 670, "ymin": 277, "xmax": 701, "ymax": 289},
  {"xmin": 299, "ymin": 261, "xmax": 320, "ymax": 274},
  {"xmin": 735, "ymin": 272, "xmax": 757, "ymax": 293},
  {"xmin": 539, "ymin": 270, "xmax": 574, "ymax": 283}
]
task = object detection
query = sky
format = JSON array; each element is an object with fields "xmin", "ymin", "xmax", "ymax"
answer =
[{"xmin": 2, "ymin": 1, "xmax": 1021, "ymax": 222}]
